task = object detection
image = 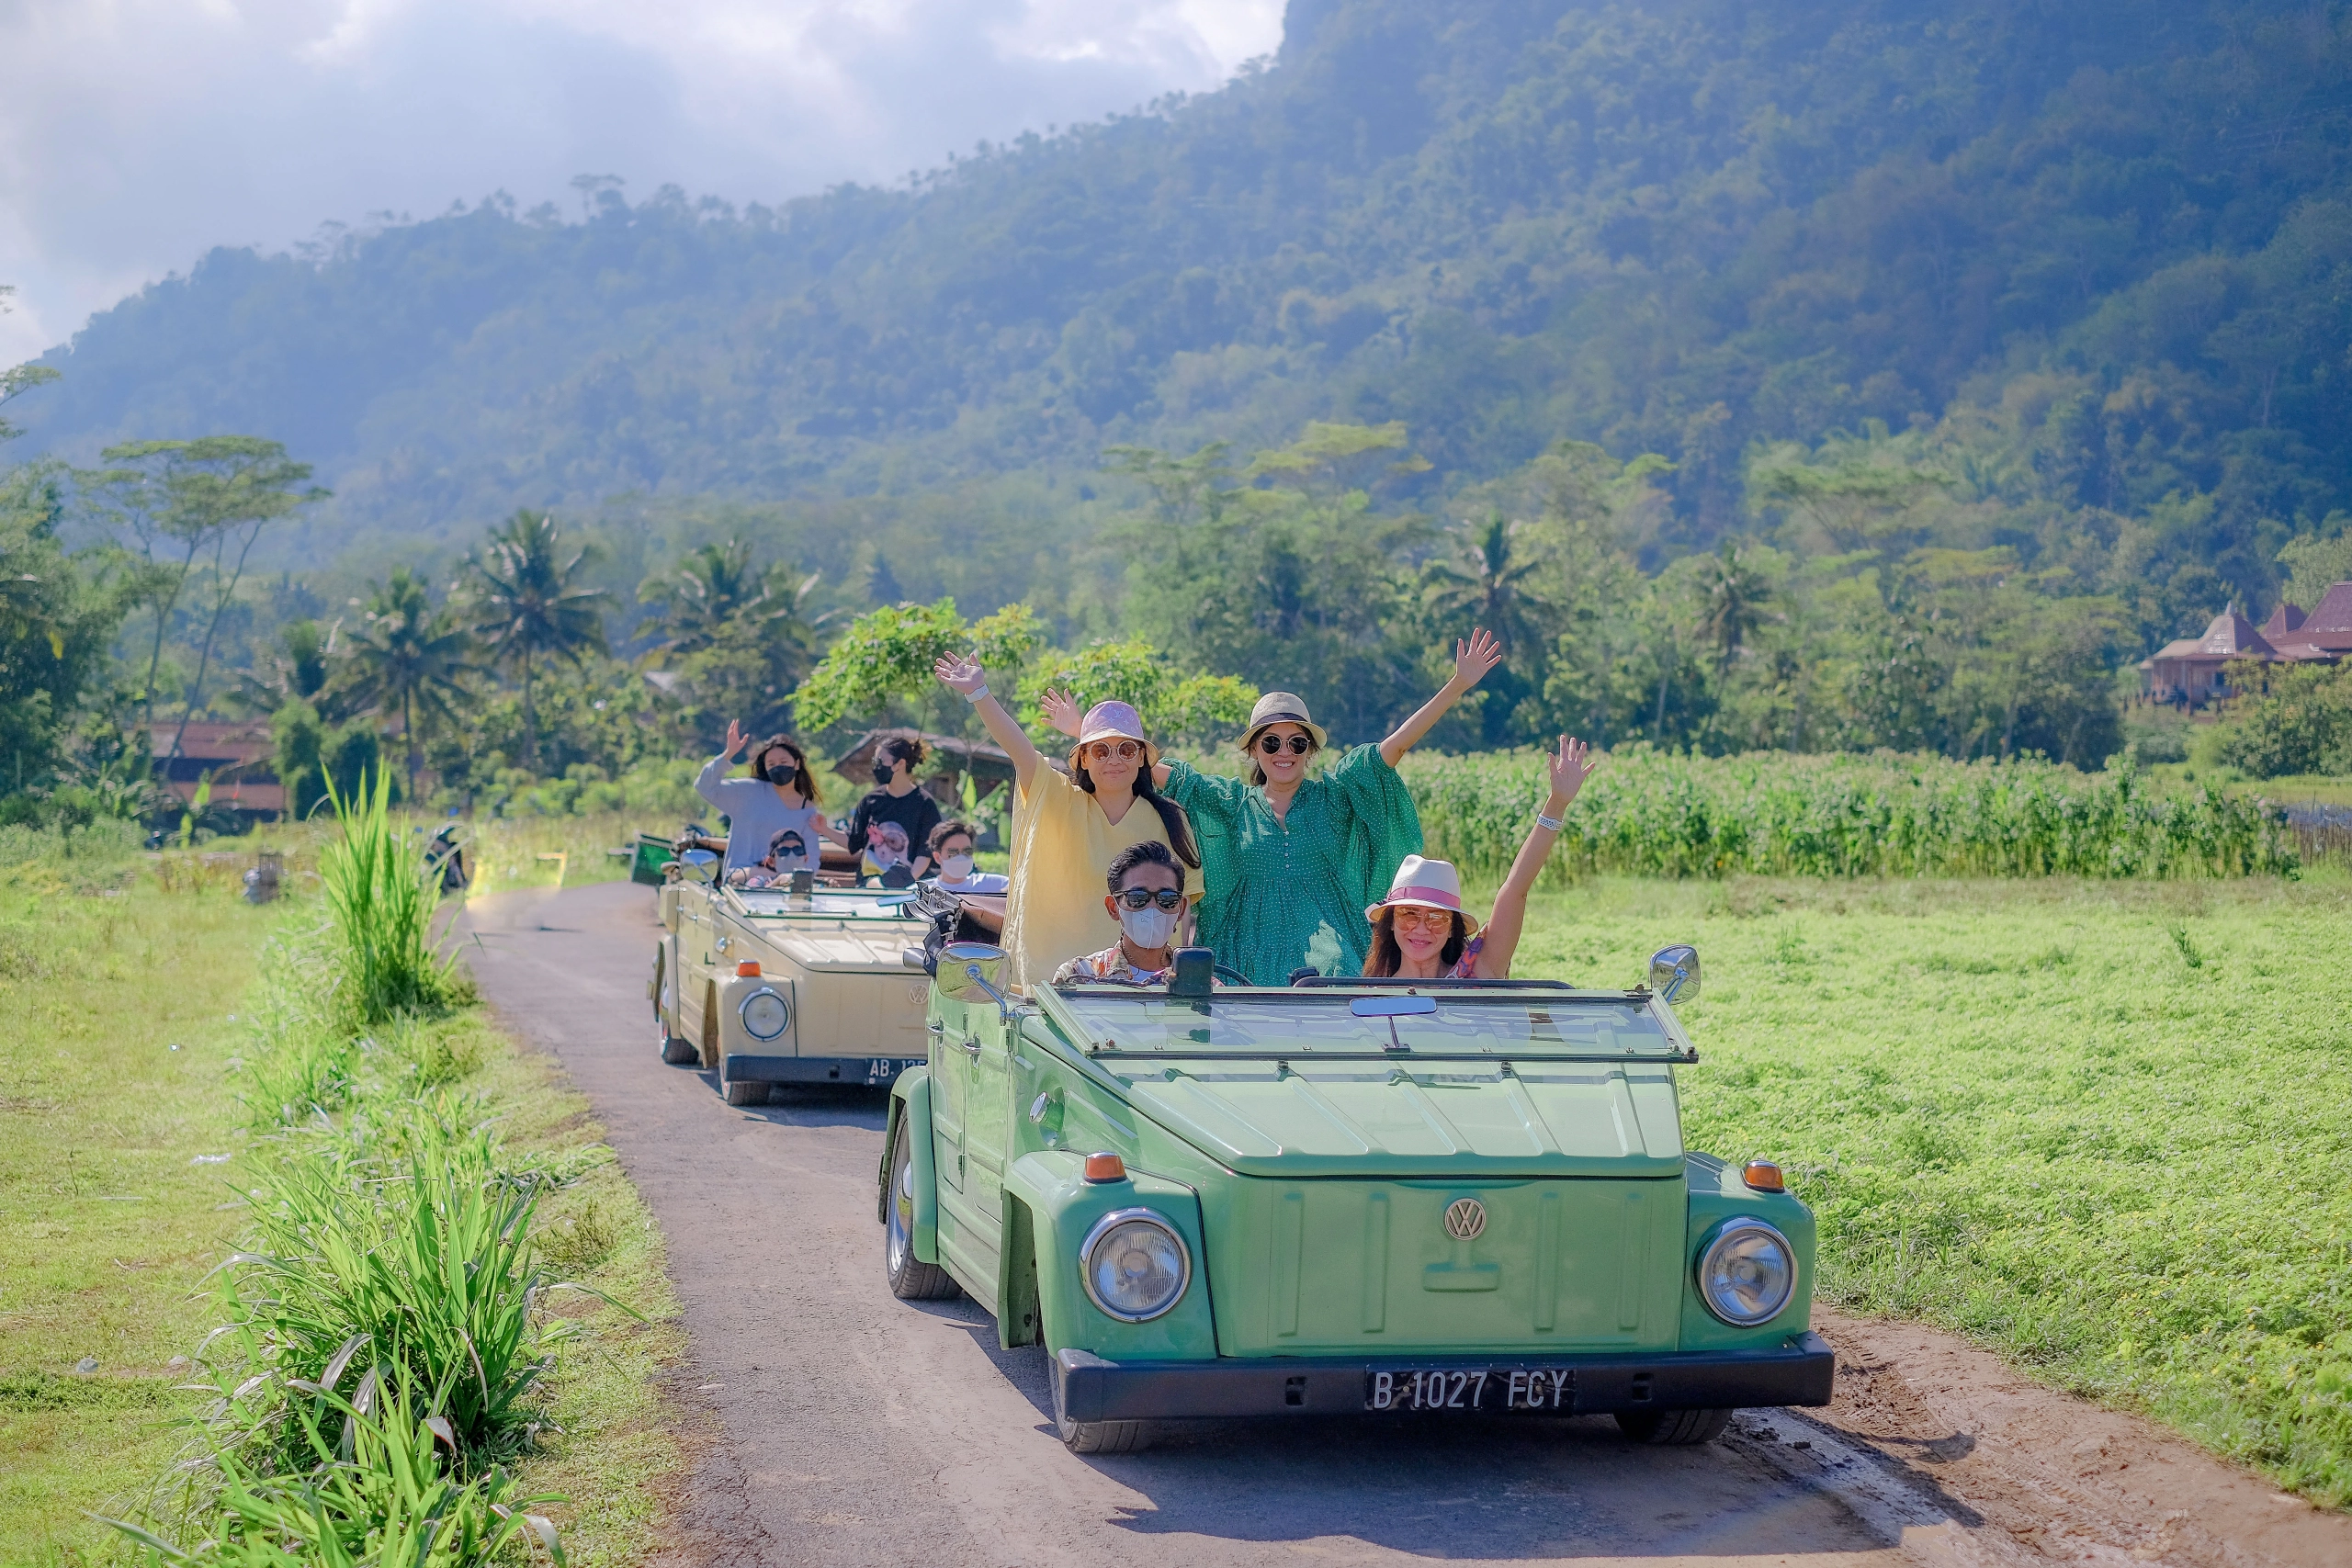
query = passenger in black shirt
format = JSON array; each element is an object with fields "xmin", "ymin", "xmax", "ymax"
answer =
[{"xmin": 848, "ymin": 736, "xmax": 943, "ymax": 886}]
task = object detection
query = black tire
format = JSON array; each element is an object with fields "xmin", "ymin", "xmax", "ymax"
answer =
[
  {"xmin": 884, "ymin": 1118, "xmax": 959, "ymax": 1301},
  {"xmin": 661, "ymin": 1032, "xmax": 699, "ymax": 1065},
  {"xmin": 1052, "ymin": 1364, "xmax": 1150, "ymax": 1454},
  {"xmin": 722, "ymin": 1076, "xmax": 769, "ymax": 1107},
  {"xmin": 1615, "ymin": 1407, "xmax": 1733, "ymax": 1446}
]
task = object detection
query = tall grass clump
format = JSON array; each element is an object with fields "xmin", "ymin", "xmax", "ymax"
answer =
[
  {"xmin": 320, "ymin": 771, "xmax": 466, "ymax": 1022},
  {"xmin": 1403, "ymin": 746, "xmax": 2300, "ymax": 880}
]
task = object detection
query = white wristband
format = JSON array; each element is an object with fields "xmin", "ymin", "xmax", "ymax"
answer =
[
  {"xmin": 962, "ymin": 683, "xmax": 989, "ymax": 705},
  {"xmin": 1535, "ymin": 811, "xmax": 1565, "ymax": 833}
]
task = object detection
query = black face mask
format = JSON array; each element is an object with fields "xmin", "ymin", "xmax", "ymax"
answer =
[
  {"xmin": 763, "ymin": 762, "xmax": 797, "ymax": 787},
  {"xmin": 872, "ymin": 762, "xmax": 895, "ymax": 784}
]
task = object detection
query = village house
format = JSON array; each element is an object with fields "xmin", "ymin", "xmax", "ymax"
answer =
[
  {"xmin": 148, "ymin": 719, "xmax": 284, "ymax": 818},
  {"xmin": 2139, "ymin": 581, "xmax": 2352, "ymax": 708}
]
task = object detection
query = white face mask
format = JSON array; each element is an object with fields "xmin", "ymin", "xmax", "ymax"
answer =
[
  {"xmin": 1117, "ymin": 902, "xmax": 1181, "ymax": 952},
  {"xmin": 940, "ymin": 852, "xmax": 977, "ymax": 884}
]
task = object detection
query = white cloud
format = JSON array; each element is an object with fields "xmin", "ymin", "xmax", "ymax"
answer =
[{"xmin": 0, "ymin": 0, "xmax": 1285, "ymax": 363}]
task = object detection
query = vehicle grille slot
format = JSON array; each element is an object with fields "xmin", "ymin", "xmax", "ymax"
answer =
[
  {"xmin": 1272, "ymin": 1190, "xmax": 1303, "ymax": 1337},
  {"xmin": 1533, "ymin": 1190, "xmax": 1561, "ymax": 1332},
  {"xmin": 1617, "ymin": 1189, "xmax": 1648, "ymax": 1331},
  {"xmin": 1361, "ymin": 1192, "xmax": 1389, "ymax": 1334}
]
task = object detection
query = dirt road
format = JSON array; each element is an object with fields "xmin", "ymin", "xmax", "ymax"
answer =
[{"xmin": 462, "ymin": 882, "xmax": 2351, "ymax": 1568}]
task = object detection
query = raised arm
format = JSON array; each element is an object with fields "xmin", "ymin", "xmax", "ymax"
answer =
[
  {"xmin": 696, "ymin": 718, "xmax": 750, "ymax": 805},
  {"xmin": 1042, "ymin": 684, "xmax": 1172, "ymax": 786},
  {"xmin": 1378, "ymin": 628, "xmax": 1504, "ymax": 769},
  {"xmin": 1473, "ymin": 735, "xmax": 1596, "ymax": 979},
  {"xmin": 936, "ymin": 656, "xmax": 1047, "ymax": 795}
]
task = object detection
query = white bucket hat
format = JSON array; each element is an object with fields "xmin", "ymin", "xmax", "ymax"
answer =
[
  {"xmin": 1241, "ymin": 691, "xmax": 1328, "ymax": 751},
  {"xmin": 1365, "ymin": 854, "xmax": 1470, "ymax": 925}
]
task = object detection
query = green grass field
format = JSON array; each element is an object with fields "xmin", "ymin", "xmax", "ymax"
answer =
[
  {"xmin": 0, "ymin": 837, "xmax": 685, "ymax": 1565},
  {"xmin": 1510, "ymin": 871, "xmax": 2352, "ymax": 1506}
]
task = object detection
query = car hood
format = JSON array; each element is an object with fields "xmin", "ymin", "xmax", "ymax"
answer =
[
  {"xmin": 1111, "ymin": 1060, "xmax": 1686, "ymax": 1179},
  {"xmin": 760, "ymin": 925, "xmax": 927, "ymax": 973}
]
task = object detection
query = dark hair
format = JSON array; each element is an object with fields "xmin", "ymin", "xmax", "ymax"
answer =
[
  {"xmin": 928, "ymin": 818, "xmax": 977, "ymax": 855},
  {"xmin": 1245, "ymin": 725, "xmax": 1322, "ymax": 788},
  {"xmin": 1072, "ymin": 743, "xmax": 1201, "ymax": 868},
  {"xmin": 1363, "ymin": 908, "xmax": 1468, "ymax": 977},
  {"xmin": 1106, "ymin": 839, "xmax": 1187, "ymax": 893},
  {"xmin": 755, "ymin": 736, "xmax": 820, "ymax": 805},
  {"xmin": 877, "ymin": 735, "xmax": 928, "ymax": 772}
]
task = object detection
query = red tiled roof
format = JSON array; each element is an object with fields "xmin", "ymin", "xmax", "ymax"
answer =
[
  {"xmin": 2261, "ymin": 602, "xmax": 2307, "ymax": 638},
  {"xmin": 2147, "ymin": 609, "xmax": 2274, "ymax": 664}
]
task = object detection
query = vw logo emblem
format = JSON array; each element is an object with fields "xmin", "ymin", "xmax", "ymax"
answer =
[{"xmin": 1442, "ymin": 1198, "xmax": 1487, "ymax": 1241}]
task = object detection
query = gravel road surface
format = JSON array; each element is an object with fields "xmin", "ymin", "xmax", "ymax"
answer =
[{"xmin": 462, "ymin": 881, "xmax": 2350, "ymax": 1568}]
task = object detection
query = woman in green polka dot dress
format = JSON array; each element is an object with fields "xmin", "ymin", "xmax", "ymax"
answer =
[{"xmin": 1044, "ymin": 631, "xmax": 1502, "ymax": 985}]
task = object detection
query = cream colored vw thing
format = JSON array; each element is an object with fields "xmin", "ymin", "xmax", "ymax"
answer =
[{"xmin": 651, "ymin": 875, "xmax": 938, "ymax": 1105}]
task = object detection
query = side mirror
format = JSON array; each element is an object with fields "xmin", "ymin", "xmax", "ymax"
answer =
[
  {"xmin": 939, "ymin": 942, "xmax": 1009, "ymax": 1010},
  {"xmin": 678, "ymin": 848, "xmax": 719, "ymax": 886},
  {"xmin": 1647, "ymin": 944, "xmax": 1700, "ymax": 1004}
]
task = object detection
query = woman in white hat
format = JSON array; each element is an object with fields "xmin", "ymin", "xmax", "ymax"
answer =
[
  {"xmin": 1365, "ymin": 736, "xmax": 1595, "ymax": 979},
  {"xmin": 1047, "ymin": 630, "xmax": 1503, "ymax": 984},
  {"xmin": 933, "ymin": 655, "xmax": 1198, "ymax": 988}
]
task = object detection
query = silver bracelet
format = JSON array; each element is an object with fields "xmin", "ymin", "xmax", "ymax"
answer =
[
  {"xmin": 1535, "ymin": 810, "xmax": 1566, "ymax": 832},
  {"xmin": 962, "ymin": 683, "xmax": 989, "ymax": 705}
]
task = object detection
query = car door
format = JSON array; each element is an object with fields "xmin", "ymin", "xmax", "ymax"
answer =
[
  {"xmin": 676, "ymin": 889, "xmax": 716, "ymax": 1043},
  {"xmin": 961, "ymin": 1004, "xmax": 1016, "ymax": 1238},
  {"xmin": 929, "ymin": 994, "xmax": 972, "ymax": 1196}
]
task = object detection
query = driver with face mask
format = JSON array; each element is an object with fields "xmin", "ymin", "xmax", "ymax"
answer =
[{"xmin": 1050, "ymin": 840, "xmax": 1192, "ymax": 987}]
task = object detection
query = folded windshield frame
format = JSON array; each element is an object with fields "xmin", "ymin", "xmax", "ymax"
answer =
[
  {"xmin": 1034, "ymin": 985, "xmax": 1697, "ymax": 1065},
  {"xmin": 728, "ymin": 888, "xmax": 925, "ymax": 920}
]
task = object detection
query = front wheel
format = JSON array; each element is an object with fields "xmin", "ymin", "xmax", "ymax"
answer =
[
  {"xmin": 1615, "ymin": 1407, "xmax": 1732, "ymax": 1446},
  {"xmin": 1052, "ymin": 1367, "xmax": 1151, "ymax": 1454},
  {"xmin": 722, "ymin": 1075, "xmax": 768, "ymax": 1107},
  {"xmin": 885, "ymin": 1119, "xmax": 958, "ymax": 1301}
]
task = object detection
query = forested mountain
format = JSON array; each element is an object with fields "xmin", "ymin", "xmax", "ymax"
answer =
[{"xmin": 17, "ymin": 0, "xmax": 2352, "ymax": 622}]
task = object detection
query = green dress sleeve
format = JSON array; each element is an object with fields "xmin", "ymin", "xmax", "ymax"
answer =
[
  {"xmin": 1323, "ymin": 744, "xmax": 1425, "ymax": 919},
  {"xmin": 1159, "ymin": 758, "xmax": 1249, "ymax": 831}
]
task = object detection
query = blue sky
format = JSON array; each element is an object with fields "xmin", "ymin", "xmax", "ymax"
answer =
[{"xmin": 0, "ymin": 0, "xmax": 1284, "ymax": 363}]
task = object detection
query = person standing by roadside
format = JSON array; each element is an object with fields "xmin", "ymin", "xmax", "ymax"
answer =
[
  {"xmin": 849, "ymin": 736, "xmax": 944, "ymax": 886},
  {"xmin": 1045, "ymin": 630, "xmax": 1503, "ymax": 984},
  {"xmin": 932, "ymin": 656, "xmax": 1199, "ymax": 989},
  {"xmin": 696, "ymin": 724, "xmax": 845, "ymax": 879}
]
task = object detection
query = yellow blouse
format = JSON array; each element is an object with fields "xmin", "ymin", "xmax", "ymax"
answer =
[{"xmin": 1001, "ymin": 767, "xmax": 1171, "ymax": 990}]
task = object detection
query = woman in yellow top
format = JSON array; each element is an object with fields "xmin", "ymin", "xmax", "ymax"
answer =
[{"xmin": 933, "ymin": 655, "xmax": 1199, "ymax": 989}]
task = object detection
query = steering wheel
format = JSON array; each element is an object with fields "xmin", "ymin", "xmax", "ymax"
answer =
[{"xmin": 1214, "ymin": 964, "xmax": 1250, "ymax": 987}]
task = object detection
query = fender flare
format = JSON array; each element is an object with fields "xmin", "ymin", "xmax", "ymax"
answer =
[{"xmin": 882, "ymin": 1067, "xmax": 939, "ymax": 1266}]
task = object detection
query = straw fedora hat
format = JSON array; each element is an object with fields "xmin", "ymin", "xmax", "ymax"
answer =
[
  {"xmin": 1365, "ymin": 854, "xmax": 1478, "ymax": 931},
  {"xmin": 1240, "ymin": 691, "xmax": 1329, "ymax": 751}
]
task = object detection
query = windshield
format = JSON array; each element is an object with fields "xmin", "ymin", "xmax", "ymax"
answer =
[
  {"xmin": 732, "ymin": 891, "xmax": 922, "ymax": 920},
  {"xmin": 1047, "ymin": 990, "xmax": 1679, "ymax": 1060}
]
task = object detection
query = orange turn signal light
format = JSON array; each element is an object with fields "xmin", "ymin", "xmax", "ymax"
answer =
[
  {"xmin": 735, "ymin": 960, "xmax": 763, "ymax": 977},
  {"xmin": 1742, "ymin": 1159, "xmax": 1786, "ymax": 1192},
  {"xmin": 1083, "ymin": 1151, "xmax": 1128, "ymax": 1183}
]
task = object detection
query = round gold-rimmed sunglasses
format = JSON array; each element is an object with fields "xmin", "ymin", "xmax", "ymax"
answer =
[{"xmin": 1082, "ymin": 739, "xmax": 1143, "ymax": 762}]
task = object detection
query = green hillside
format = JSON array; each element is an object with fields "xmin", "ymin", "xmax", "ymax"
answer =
[{"xmin": 17, "ymin": 0, "xmax": 2347, "ymax": 605}]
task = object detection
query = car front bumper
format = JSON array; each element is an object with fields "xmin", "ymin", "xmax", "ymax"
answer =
[
  {"xmin": 1052, "ymin": 1331, "xmax": 1835, "ymax": 1423},
  {"xmin": 723, "ymin": 1054, "xmax": 925, "ymax": 1087}
]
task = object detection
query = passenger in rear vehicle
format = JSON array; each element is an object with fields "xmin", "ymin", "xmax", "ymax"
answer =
[
  {"xmin": 925, "ymin": 819, "xmax": 1008, "ymax": 894},
  {"xmin": 1052, "ymin": 840, "xmax": 1192, "ymax": 987},
  {"xmin": 697, "ymin": 723, "xmax": 846, "ymax": 878},
  {"xmin": 1362, "ymin": 736, "xmax": 1596, "ymax": 981}
]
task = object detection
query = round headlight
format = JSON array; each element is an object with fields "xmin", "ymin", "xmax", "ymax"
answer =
[
  {"xmin": 739, "ymin": 988, "xmax": 790, "ymax": 1042},
  {"xmin": 1080, "ymin": 1210, "xmax": 1190, "ymax": 1323},
  {"xmin": 1696, "ymin": 1217, "xmax": 1796, "ymax": 1326}
]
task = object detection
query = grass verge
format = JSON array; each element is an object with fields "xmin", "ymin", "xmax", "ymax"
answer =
[
  {"xmin": 0, "ymin": 823, "xmax": 686, "ymax": 1564},
  {"xmin": 1512, "ymin": 871, "xmax": 2352, "ymax": 1507}
]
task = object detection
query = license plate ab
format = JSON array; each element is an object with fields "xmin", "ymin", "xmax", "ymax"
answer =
[{"xmin": 1364, "ymin": 1368, "xmax": 1573, "ymax": 1413}]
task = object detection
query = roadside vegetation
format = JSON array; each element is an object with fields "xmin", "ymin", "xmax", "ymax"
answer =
[
  {"xmin": 0, "ymin": 804, "xmax": 683, "ymax": 1565},
  {"xmin": 1513, "ymin": 873, "xmax": 2352, "ymax": 1508}
]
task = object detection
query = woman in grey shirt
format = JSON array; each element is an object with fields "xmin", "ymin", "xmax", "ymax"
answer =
[{"xmin": 696, "ymin": 723, "xmax": 847, "ymax": 877}]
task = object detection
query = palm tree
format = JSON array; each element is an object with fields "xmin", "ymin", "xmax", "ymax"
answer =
[
  {"xmin": 640, "ymin": 537, "xmax": 778, "ymax": 657},
  {"xmin": 469, "ymin": 510, "xmax": 611, "ymax": 770},
  {"xmin": 1419, "ymin": 513, "xmax": 1544, "ymax": 655},
  {"xmin": 1695, "ymin": 540, "xmax": 1773, "ymax": 674},
  {"xmin": 340, "ymin": 569, "xmax": 476, "ymax": 798}
]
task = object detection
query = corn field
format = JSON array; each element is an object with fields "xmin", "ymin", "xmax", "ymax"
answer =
[{"xmin": 1400, "ymin": 747, "xmax": 2301, "ymax": 880}]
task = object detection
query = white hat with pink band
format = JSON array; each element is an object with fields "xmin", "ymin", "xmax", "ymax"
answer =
[{"xmin": 1365, "ymin": 854, "xmax": 1476, "ymax": 930}]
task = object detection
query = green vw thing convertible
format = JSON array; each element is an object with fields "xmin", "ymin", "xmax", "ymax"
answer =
[{"xmin": 879, "ymin": 942, "xmax": 1832, "ymax": 1453}]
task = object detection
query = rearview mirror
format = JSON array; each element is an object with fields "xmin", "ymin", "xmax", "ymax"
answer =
[
  {"xmin": 1647, "ymin": 944, "xmax": 1700, "ymax": 1003},
  {"xmin": 939, "ymin": 942, "xmax": 1007, "ymax": 1007},
  {"xmin": 1351, "ymin": 994, "xmax": 1439, "ymax": 1018}
]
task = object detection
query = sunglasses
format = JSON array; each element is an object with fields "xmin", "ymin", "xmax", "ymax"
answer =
[
  {"xmin": 1115, "ymin": 887, "xmax": 1186, "ymax": 911},
  {"xmin": 1389, "ymin": 906, "xmax": 1455, "ymax": 931},
  {"xmin": 1082, "ymin": 739, "xmax": 1143, "ymax": 762},
  {"xmin": 1257, "ymin": 733, "xmax": 1315, "ymax": 756}
]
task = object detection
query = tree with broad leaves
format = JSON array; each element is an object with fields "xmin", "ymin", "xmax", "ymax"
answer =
[
  {"xmin": 468, "ymin": 510, "xmax": 611, "ymax": 771},
  {"xmin": 1694, "ymin": 540, "xmax": 1775, "ymax": 674}
]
